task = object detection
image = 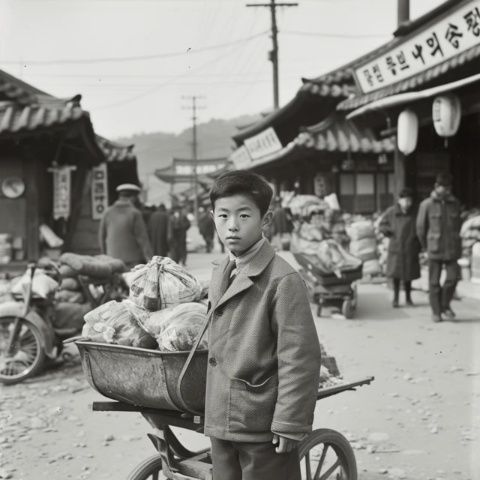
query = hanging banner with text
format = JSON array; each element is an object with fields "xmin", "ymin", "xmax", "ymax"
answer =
[
  {"xmin": 91, "ymin": 163, "xmax": 109, "ymax": 220},
  {"xmin": 51, "ymin": 166, "xmax": 76, "ymax": 220},
  {"xmin": 244, "ymin": 127, "xmax": 282, "ymax": 160},
  {"xmin": 355, "ymin": 0, "xmax": 480, "ymax": 93}
]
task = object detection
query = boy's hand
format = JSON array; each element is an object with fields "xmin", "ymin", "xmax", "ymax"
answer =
[{"xmin": 272, "ymin": 434, "xmax": 299, "ymax": 453}]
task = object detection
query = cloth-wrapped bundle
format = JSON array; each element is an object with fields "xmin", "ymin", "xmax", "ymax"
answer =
[
  {"xmin": 82, "ymin": 299, "xmax": 156, "ymax": 348},
  {"xmin": 60, "ymin": 253, "xmax": 127, "ymax": 279},
  {"xmin": 126, "ymin": 256, "xmax": 202, "ymax": 312},
  {"xmin": 138, "ymin": 302, "xmax": 208, "ymax": 352}
]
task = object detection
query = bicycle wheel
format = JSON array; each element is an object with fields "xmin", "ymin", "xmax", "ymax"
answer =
[
  {"xmin": 0, "ymin": 316, "xmax": 45, "ymax": 385},
  {"xmin": 127, "ymin": 455, "xmax": 163, "ymax": 480},
  {"xmin": 299, "ymin": 429, "xmax": 357, "ymax": 480}
]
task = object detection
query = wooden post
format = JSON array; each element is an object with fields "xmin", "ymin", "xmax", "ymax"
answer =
[{"xmin": 25, "ymin": 155, "xmax": 40, "ymax": 261}]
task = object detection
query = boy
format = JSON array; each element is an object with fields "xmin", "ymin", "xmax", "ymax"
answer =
[{"xmin": 206, "ymin": 170, "xmax": 321, "ymax": 480}]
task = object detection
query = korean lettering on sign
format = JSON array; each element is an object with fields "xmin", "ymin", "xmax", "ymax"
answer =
[
  {"xmin": 355, "ymin": 1, "xmax": 480, "ymax": 93},
  {"xmin": 244, "ymin": 127, "xmax": 282, "ymax": 161},
  {"xmin": 91, "ymin": 163, "xmax": 108, "ymax": 220},
  {"xmin": 51, "ymin": 166, "xmax": 76, "ymax": 220}
]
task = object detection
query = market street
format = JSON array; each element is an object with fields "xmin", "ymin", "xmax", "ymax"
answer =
[{"xmin": 1, "ymin": 252, "xmax": 479, "ymax": 480}]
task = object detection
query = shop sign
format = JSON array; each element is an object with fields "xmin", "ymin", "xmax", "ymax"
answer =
[
  {"xmin": 51, "ymin": 165, "xmax": 76, "ymax": 220},
  {"xmin": 175, "ymin": 163, "xmax": 219, "ymax": 176},
  {"xmin": 91, "ymin": 163, "xmax": 108, "ymax": 220},
  {"xmin": 244, "ymin": 127, "xmax": 282, "ymax": 160},
  {"xmin": 230, "ymin": 145, "xmax": 253, "ymax": 170},
  {"xmin": 355, "ymin": 0, "xmax": 480, "ymax": 93}
]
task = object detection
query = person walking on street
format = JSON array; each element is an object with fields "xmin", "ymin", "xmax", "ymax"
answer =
[
  {"xmin": 379, "ymin": 188, "xmax": 421, "ymax": 308},
  {"xmin": 271, "ymin": 197, "xmax": 294, "ymax": 251},
  {"xmin": 198, "ymin": 206, "xmax": 215, "ymax": 253},
  {"xmin": 416, "ymin": 173, "xmax": 462, "ymax": 322},
  {"xmin": 148, "ymin": 203, "xmax": 169, "ymax": 257},
  {"xmin": 99, "ymin": 184, "xmax": 153, "ymax": 268},
  {"xmin": 168, "ymin": 206, "xmax": 190, "ymax": 265}
]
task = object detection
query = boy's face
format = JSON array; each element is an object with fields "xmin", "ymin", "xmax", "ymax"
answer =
[{"xmin": 212, "ymin": 194, "xmax": 270, "ymax": 256}]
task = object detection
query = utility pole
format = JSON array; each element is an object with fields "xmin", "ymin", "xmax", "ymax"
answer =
[
  {"xmin": 182, "ymin": 95, "xmax": 205, "ymax": 222},
  {"xmin": 246, "ymin": 0, "xmax": 298, "ymax": 110}
]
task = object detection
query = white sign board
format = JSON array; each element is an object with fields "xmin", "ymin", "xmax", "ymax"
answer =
[
  {"xmin": 230, "ymin": 145, "xmax": 252, "ymax": 170},
  {"xmin": 91, "ymin": 163, "xmax": 108, "ymax": 220},
  {"xmin": 244, "ymin": 127, "xmax": 282, "ymax": 160},
  {"xmin": 175, "ymin": 163, "xmax": 220, "ymax": 176},
  {"xmin": 51, "ymin": 166, "xmax": 75, "ymax": 220},
  {"xmin": 355, "ymin": 1, "xmax": 480, "ymax": 93}
]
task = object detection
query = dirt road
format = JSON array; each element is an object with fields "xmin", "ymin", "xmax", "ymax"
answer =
[{"xmin": 0, "ymin": 253, "xmax": 478, "ymax": 479}]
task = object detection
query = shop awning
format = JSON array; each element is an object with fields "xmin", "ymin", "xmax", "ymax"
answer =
[{"xmin": 346, "ymin": 71, "xmax": 480, "ymax": 119}]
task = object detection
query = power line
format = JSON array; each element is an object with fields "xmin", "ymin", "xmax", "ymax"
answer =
[
  {"xmin": 0, "ymin": 31, "xmax": 268, "ymax": 65},
  {"xmin": 283, "ymin": 30, "xmax": 389, "ymax": 38}
]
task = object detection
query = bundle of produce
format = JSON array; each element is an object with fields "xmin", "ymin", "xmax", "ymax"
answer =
[
  {"xmin": 55, "ymin": 275, "xmax": 85, "ymax": 304},
  {"xmin": 82, "ymin": 299, "xmax": 156, "ymax": 348},
  {"xmin": 126, "ymin": 256, "xmax": 202, "ymax": 312},
  {"xmin": 316, "ymin": 239, "xmax": 362, "ymax": 275},
  {"xmin": 460, "ymin": 213, "xmax": 480, "ymax": 259},
  {"xmin": 286, "ymin": 195, "xmax": 329, "ymax": 218},
  {"xmin": 59, "ymin": 253, "xmax": 127, "ymax": 279},
  {"xmin": 138, "ymin": 302, "xmax": 208, "ymax": 352},
  {"xmin": 347, "ymin": 220, "xmax": 380, "ymax": 277}
]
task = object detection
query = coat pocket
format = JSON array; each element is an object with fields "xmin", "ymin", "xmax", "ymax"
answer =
[{"xmin": 228, "ymin": 374, "xmax": 278, "ymax": 433}]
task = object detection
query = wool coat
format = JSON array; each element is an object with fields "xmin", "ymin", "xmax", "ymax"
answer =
[
  {"xmin": 148, "ymin": 209, "xmax": 170, "ymax": 257},
  {"xmin": 204, "ymin": 241, "xmax": 321, "ymax": 443},
  {"xmin": 416, "ymin": 191, "xmax": 462, "ymax": 261},
  {"xmin": 99, "ymin": 198, "xmax": 153, "ymax": 267},
  {"xmin": 379, "ymin": 203, "xmax": 421, "ymax": 281}
]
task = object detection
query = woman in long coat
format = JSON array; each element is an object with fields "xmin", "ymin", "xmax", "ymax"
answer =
[{"xmin": 379, "ymin": 187, "xmax": 421, "ymax": 307}]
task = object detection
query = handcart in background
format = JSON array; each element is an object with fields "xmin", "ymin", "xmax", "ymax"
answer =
[
  {"xmin": 293, "ymin": 253, "xmax": 362, "ymax": 319},
  {"xmin": 76, "ymin": 340, "xmax": 374, "ymax": 480}
]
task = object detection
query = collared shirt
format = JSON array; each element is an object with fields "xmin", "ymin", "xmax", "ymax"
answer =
[{"xmin": 228, "ymin": 236, "xmax": 266, "ymax": 278}]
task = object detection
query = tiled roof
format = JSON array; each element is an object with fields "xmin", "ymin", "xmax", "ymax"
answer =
[
  {"xmin": 298, "ymin": 114, "xmax": 395, "ymax": 153},
  {"xmin": 96, "ymin": 136, "xmax": 136, "ymax": 162}
]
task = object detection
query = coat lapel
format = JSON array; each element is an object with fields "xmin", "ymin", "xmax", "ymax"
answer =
[{"xmin": 215, "ymin": 241, "xmax": 275, "ymax": 309}]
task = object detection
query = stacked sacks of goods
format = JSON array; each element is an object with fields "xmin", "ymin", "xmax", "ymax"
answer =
[
  {"xmin": 81, "ymin": 256, "xmax": 206, "ymax": 352},
  {"xmin": 347, "ymin": 219, "xmax": 382, "ymax": 278}
]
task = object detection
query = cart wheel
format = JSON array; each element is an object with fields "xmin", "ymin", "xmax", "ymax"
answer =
[
  {"xmin": 127, "ymin": 454, "xmax": 163, "ymax": 480},
  {"xmin": 341, "ymin": 300, "xmax": 355, "ymax": 319},
  {"xmin": 0, "ymin": 316, "xmax": 45, "ymax": 385},
  {"xmin": 299, "ymin": 428, "xmax": 357, "ymax": 480}
]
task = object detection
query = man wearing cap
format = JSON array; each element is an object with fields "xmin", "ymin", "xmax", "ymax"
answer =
[
  {"xmin": 99, "ymin": 184, "xmax": 153, "ymax": 268},
  {"xmin": 416, "ymin": 173, "xmax": 462, "ymax": 322}
]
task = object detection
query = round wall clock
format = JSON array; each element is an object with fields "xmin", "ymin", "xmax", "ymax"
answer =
[{"xmin": 2, "ymin": 177, "xmax": 26, "ymax": 199}]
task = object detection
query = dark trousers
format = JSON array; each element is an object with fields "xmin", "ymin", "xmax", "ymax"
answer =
[
  {"xmin": 211, "ymin": 438, "xmax": 301, "ymax": 480},
  {"xmin": 392, "ymin": 279, "xmax": 412, "ymax": 301},
  {"xmin": 428, "ymin": 259, "xmax": 458, "ymax": 315}
]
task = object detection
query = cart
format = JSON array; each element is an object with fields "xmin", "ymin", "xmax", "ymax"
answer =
[
  {"xmin": 293, "ymin": 253, "xmax": 362, "ymax": 319},
  {"xmin": 93, "ymin": 376, "xmax": 374, "ymax": 480},
  {"xmin": 76, "ymin": 339, "xmax": 373, "ymax": 480}
]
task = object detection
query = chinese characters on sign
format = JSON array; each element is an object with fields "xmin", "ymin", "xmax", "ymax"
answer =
[
  {"xmin": 230, "ymin": 145, "xmax": 253, "ymax": 170},
  {"xmin": 355, "ymin": 1, "xmax": 480, "ymax": 93},
  {"xmin": 91, "ymin": 163, "xmax": 108, "ymax": 220},
  {"xmin": 244, "ymin": 127, "xmax": 282, "ymax": 160},
  {"xmin": 51, "ymin": 165, "xmax": 76, "ymax": 220}
]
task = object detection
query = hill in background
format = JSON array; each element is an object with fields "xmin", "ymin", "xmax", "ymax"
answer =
[{"xmin": 117, "ymin": 113, "xmax": 262, "ymax": 206}]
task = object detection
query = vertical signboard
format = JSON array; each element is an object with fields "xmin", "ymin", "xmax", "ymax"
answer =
[
  {"xmin": 91, "ymin": 163, "xmax": 108, "ymax": 220},
  {"xmin": 51, "ymin": 165, "xmax": 76, "ymax": 220}
]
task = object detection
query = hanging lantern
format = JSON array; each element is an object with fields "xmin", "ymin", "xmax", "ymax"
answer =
[
  {"xmin": 397, "ymin": 108, "xmax": 418, "ymax": 155},
  {"xmin": 432, "ymin": 94, "xmax": 461, "ymax": 138}
]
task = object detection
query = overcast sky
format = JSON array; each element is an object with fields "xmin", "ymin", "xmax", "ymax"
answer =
[{"xmin": 0, "ymin": 0, "xmax": 443, "ymax": 139}]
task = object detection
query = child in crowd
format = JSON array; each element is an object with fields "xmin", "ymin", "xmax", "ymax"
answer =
[{"xmin": 205, "ymin": 170, "xmax": 321, "ymax": 480}]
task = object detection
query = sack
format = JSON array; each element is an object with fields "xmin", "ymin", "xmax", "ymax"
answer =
[
  {"xmin": 316, "ymin": 239, "xmax": 362, "ymax": 274},
  {"xmin": 127, "ymin": 256, "xmax": 202, "ymax": 312},
  {"xmin": 60, "ymin": 253, "xmax": 127, "ymax": 279},
  {"xmin": 82, "ymin": 300, "xmax": 156, "ymax": 348},
  {"xmin": 11, "ymin": 270, "xmax": 58, "ymax": 299},
  {"xmin": 59, "ymin": 277, "xmax": 81, "ymax": 291},
  {"xmin": 55, "ymin": 289, "xmax": 85, "ymax": 304},
  {"xmin": 363, "ymin": 259, "xmax": 382, "ymax": 276},
  {"xmin": 350, "ymin": 237, "xmax": 377, "ymax": 261},
  {"xmin": 53, "ymin": 302, "xmax": 91, "ymax": 330},
  {"xmin": 138, "ymin": 302, "xmax": 208, "ymax": 352},
  {"xmin": 347, "ymin": 220, "xmax": 375, "ymax": 241}
]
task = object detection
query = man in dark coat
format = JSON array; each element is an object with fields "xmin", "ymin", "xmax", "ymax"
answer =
[
  {"xmin": 379, "ymin": 188, "xmax": 421, "ymax": 308},
  {"xmin": 168, "ymin": 206, "xmax": 191, "ymax": 265},
  {"xmin": 99, "ymin": 184, "xmax": 153, "ymax": 268},
  {"xmin": 198, "ymin": 206, "xmax": 215, "ymax": 253},
  {"xmin": 271, "ymin": 198, "xmax": 294, "ymax": 251},
  {"xmin": 416, "ymin": 173, "xmax": 461, "ymax": 322},
  {"xmin": 148, "ymin": 204, "xmax": 169, "ymax": 257}
]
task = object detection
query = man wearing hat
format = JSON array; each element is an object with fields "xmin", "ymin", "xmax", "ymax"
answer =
[
  {"xmin": 99, "ymin": 183, "xmax": 153, "ymax": 268},
  {"xmin": 416, "ymin": 173, "xmax": 462, "ymax": 322}
]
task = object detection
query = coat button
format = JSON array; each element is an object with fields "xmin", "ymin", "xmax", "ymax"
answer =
[{"xmin": 209, "ymin": 357, "xmax": 217, "ymax": 367}]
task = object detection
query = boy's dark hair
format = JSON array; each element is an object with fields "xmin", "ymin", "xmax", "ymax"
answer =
[
  {"xmin": 435, "ymin": 172, "xmax": 453, "ymax": 187},
  {"xmin": 210, "ymin": 170, "xmax": 273, "ymax": 217}
]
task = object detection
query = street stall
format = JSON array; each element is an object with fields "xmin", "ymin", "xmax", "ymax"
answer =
[{"xmin": 0, "ymin": 69, "xmax": 140, "ymax": 273}]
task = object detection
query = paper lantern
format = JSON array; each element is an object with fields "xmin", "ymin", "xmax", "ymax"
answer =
[
  {"xmin": 397, "ymin": 108, "xmax": 418, "ymax": 155},
  {"xmin": 432, "ymin": 94, "xmax": 461, "ymax": 137}
]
